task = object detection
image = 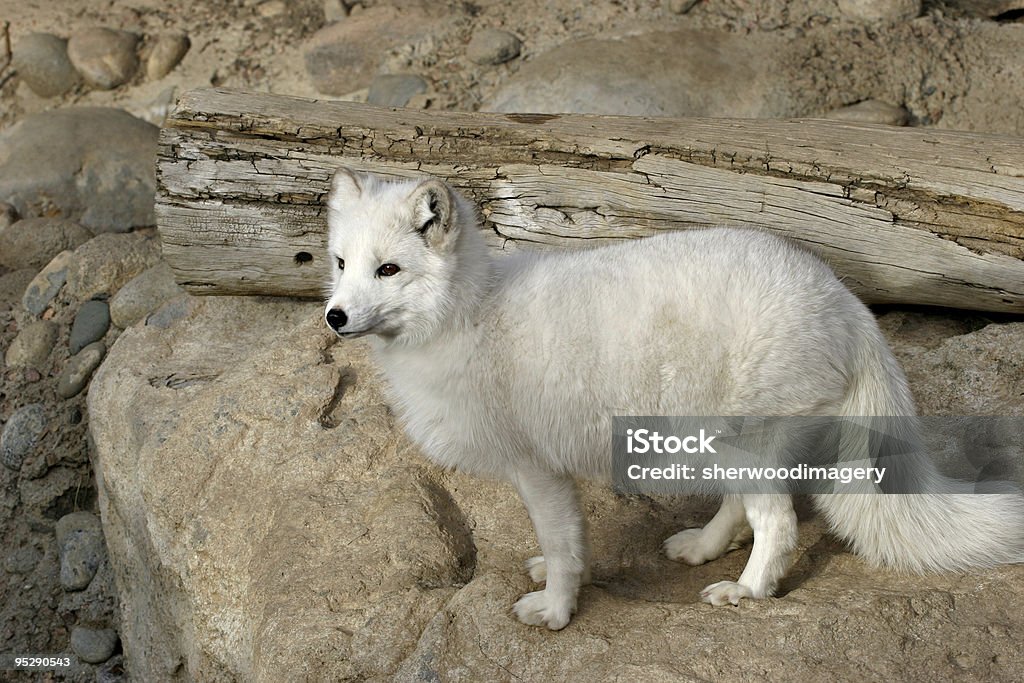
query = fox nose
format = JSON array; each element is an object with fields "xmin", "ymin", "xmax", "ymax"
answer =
[{"xmin": 326, "ymin": 308, "xmax": 348, "ymax": 331}]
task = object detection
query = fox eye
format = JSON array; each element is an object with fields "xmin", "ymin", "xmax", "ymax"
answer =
[
  {"xmin": 336, "ymin": 257, "xmax": 345, "ymax": 271},
  {"xmin": 377, "ymin": 263, "xmax": 400, "ymax": 277}
]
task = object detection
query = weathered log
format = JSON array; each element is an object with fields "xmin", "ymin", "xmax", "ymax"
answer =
[{"xmin": 156, "ymin": 87, "xmax": 1024, "ymax": 312}]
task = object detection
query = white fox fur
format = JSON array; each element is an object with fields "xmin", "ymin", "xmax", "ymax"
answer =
[{"xmin": 323, "ymin": 169, "xmax": 1024, "ymax": 630}]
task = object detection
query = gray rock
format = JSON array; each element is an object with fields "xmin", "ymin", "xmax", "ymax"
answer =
[
  {"xmin": 304, "ymin": 4, "xmax": 443, "ymax": 95},
  {"xmin": 367, "ymin": 74, "xmax": 428, "ymax": 107},
  {"xmin": 0, "ymin": 202, "xmax": 18, "ymax": 231},
  {"xmin": 0, "ymin": 268, "xmax": 36, "ymax": 308},
  {"xmin": 146, "ymin": 33, "xmax": 190, "ymax": 81},
  {"xmin": 466, "ymin": 29, "xmax": 521, "ymax": 65},
  {"xmin": 57, "ymin": 341, "xmax": 106, "ymax": 399},
  {"xmin": 5, "ymin": 321, "xmax": 58, "ymax": 369},
  {"xmin": 57, "ymin": 511, "xmax": 105, "ymax": 591},
  {"xmin": 1, "ymin": 404, "xmax": 47, "ymax": 472},
  {"xmin": 65, "ymin": 232, "xmax": 162, "ymax": 301},
  {"xmin": 483, "ymin": 30, "xmax": 795, "ymax": 117},
  {"xmin": 70, "ymin": 626, "xmax": 118, "ymax": 664},
  {"xmin": 826, "ymin": 98, "xmax": 910, "ymax": 125},
  {"xmin": 67, "ymin": 27, "xmax": 140, "ymax": 90},
  {"xmin": 70, "ymin": 300, "xmax": 111, "ymax": 354},
  {"xmin": 0, "ymin": 108, "xmax": 158, "ymax": 233},
  {"xmin": 109, "ymin": 262, "xmax": 184, "ymax": 328},
  {"xmin": 0, "ymin": 217, "xmax": 93, "ymax": 271},
  {"xmin": 11, "ymin": 32, "xmax": 80, "ymax": 98},
  {"xmin": 22, "ymin": 250, "xmax": 74, "ymax": 315}
]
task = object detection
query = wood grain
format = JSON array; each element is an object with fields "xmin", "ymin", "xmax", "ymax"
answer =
[{"xmin": 156, "ymin": 87, "xmax": 1024, "ymax": 312}]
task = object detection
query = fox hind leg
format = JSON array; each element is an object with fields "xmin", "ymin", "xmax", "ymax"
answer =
[{"xmin": 700, "ymin": 494, "xmax": 798, "ymax": 606}]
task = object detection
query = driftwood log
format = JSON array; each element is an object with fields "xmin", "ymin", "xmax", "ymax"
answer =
[{"xmin": 156, "ymin": 87, "xmax": 1024, "ymax": 313}]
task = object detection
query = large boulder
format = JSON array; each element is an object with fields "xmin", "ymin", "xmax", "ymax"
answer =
[
  {"xmin": 88, "ymin": 295, "xmax": 1024, "ymax": 680},
  {"xmin": 0, "ymin": 108, "xmax": 158, "ymax": 233},
  {"xmin": 483, "ymin": 30, "xmax": 797, "ymax": 118}
]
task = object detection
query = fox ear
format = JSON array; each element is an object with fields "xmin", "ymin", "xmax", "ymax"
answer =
[
  {"xmin": 328, "ymin": 167, "xmax": 362, "ymax": 212},
  {"xmin": 409, "ymin": 178, "xmax": 456, "ymax": 249}
]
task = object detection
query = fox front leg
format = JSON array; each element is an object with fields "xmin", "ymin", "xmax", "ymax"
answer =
[{"xmin": 510, "ymin": 469, "xmax": 589, "ymax": 630}]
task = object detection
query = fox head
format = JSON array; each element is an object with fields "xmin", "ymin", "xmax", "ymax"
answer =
[{"xmin": 323, "ymin": 168, "xmax": 471, "ymax": 344}]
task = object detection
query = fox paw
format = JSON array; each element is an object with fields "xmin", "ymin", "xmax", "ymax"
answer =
[
  {"xmin": 513, "ymin": 590, "xmax": 575, "ymax": 630},
  {"xmin": 700, "ymin": 580, "xmax": 754, "ymax": 606},
  {"xmin": 664, "ymin": 528, "xmax": 741, "ymax": 565}
]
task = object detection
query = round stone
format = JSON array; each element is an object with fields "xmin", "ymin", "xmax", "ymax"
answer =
[
  {"xmin": 11, "ymin": 32, "xmax": 80, "ymax": 98},
  {"xmin": 5, "ymin": 321, "xmax": 58, "ymax": 369},
  {"xmin": 68, "ymin": 27, "xmax": 140, "ymax": 90},
  {"xmin": 1, "ymin": 404, "xmax": 47, "ymax": 472},
  {"xmin": 146, "ymin": 32, "xmax": 190, "ymax": 81},
  {"xmin": 70, "ymin": 626, "xmax": 119, "ymax": 664},
  {"xmin": 57, "ymin": 511, "xmax": 105, "ymax": 591},
  {"xmin": 70, "ymin": 300, "xmax": 111, "ymax": 354},
  {"xmin": 57, "ymin": 342, "xmax": 107, "ymax": 399},
  {"xmin": 466, "ymin": 29, "xmax": 521, "ymax": 65},
  {"xmin": 0, "ymin": 217, "xmax": 93, "ymax": 271}
]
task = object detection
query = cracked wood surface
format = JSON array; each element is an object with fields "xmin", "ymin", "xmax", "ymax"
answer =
[{"xmin": 156, "ymin": 87, "xmax": 1024, "ymax": 312}]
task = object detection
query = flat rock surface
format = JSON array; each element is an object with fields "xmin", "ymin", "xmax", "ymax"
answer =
[{"xmin": 88, "ymin": 296, "xmax": 1024, "ymax": 681}]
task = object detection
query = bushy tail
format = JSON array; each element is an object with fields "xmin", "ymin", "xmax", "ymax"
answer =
[{"xmin": 812, "ymin": 323, "xmax": 1024, "ymax": 572}]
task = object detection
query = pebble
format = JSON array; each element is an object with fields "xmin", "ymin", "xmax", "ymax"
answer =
[
  {"xmin": 23, "ymin": 250, "xmax": 74, "ymax": 316},
  {"xmin": 668, "ymin": 0, "xmax": 701, "ymax": 13},
  {"xmin": 0, "ymin": 108, "xmax": 158, "ymax": 233},
  {"xmin": 110, "ymin": 262, "xmax": 183, "ymax": 328},
  {"xmin": 1, "ymin": 404, "xmax": 47, "ymax": 472},
  {"xmin": 146, "ymin": 32, "xmax": 190, "ymax": 80},
  {"xmin": 367, "ymin": 74, "xmax": 428, "ymax": 107},
  {"xmin": 5, "ymin": 321, "xmax": 58, "ymax": 369},
  {"xmin": 57, "ymin": 342, "xmax": 107, "ymax": 399},
  {"xmin": 70, "ymin": 300, "xmax": 111, "ymax": 354},
  {"xmin": 70, "ymin": 626, "xmax": 119, "ymax": 664},
  {"xmin": 825, "ymin": 99, "xmax": 910, "ymax": 126},
  {"xmin": 0, "ymin": 217, "xmax": 93, "ymax": 271},
  {"xmin": 65, "ymin": 232, "xmax": 162, "ymax": 302},
  {"xmin": 11, "ymin": 32, "xmax": 80, "ymax": 98},
  {"xmin": 67, "ymin": 27, "xmax": 140, "ymax": 90},
  {"xmin": 466, "ymin": 29, "xmax": 521, "ymax": 65},
  {"xmin": 57, "ymin": 511, "xmax": 105, "ymax": 591}
]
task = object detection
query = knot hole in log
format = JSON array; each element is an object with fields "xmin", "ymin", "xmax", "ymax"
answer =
[{"xmin": 294, "ymin": 251, "xmax": 313, "ymax": 265}]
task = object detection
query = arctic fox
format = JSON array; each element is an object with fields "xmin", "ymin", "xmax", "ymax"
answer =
[{"xmin": 322, "ymin": 168, "xmax": 1024, "ymax": 630}]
